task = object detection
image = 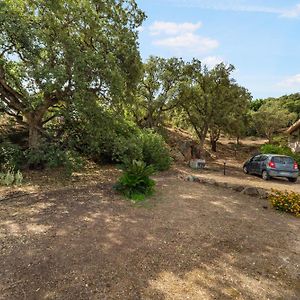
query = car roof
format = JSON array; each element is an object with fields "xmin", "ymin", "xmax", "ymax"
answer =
[{"xmin": 262, "ymin": 154, "xmax": 294, "ymax": 158}]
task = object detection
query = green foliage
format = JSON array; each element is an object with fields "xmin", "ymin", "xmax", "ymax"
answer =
[
  {"xmin": 114, "ymin": 160, "xmax": 156, "ymax": 202},
  {"xmin": 132, "ymin": 56, "xmax": 184, "ymax": 128},
  {"xmin": 112, "ymin": 134, "xmax": 143, "ymax": 165},
  {"xmin": 260, "ymin": 144, "xmax": 300, "ymax": 165},
  {"xmin": 64, "ymin": 105, "xmax": 172, "ymax": 170},
  {"xmin": 140, "ymin": 129, "xmax": 172, "ymax": 171},
  {"xmin": 269, "ymin": 190, "xmax": 300, "ymax": 217},
  {"xmin": 252, "ymin": 102, "xmax": 296, "ymax": 142},
  {"xmin": 0, "ymin": 0, "xmax": 145, "ymax": 149},
  {"xmin": 14, "ymin": 170, "xmax": 23, "ymax": 185},
  {"xmin": 112, "ymin": 129, "xmax": 172, "ymax": 171},
  {"xmin": 0, "ymin": 141, "xmax": 24, "ymax": 171},
  {"xmin": 177, "ymin": 60, "xmax": 251, "ymax": 152},
  {"xmin": 0, "ymin": 169, "xmax": 23, "ymax": 186},
  {"xmin": 250, "ymin": 99, "xmax": 266, "ymax": 111},
  {"xmin": 260, "ymin": 144, "xmax": 293, "ymax": 156},
  {"xmin": 24, "ymin": 142, "xmax": 83, "ymax": 175}
]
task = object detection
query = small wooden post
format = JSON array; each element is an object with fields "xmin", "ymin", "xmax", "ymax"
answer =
[{"xmin": 223, "ymin": 161, "xmax": 226, "ymax": 175}]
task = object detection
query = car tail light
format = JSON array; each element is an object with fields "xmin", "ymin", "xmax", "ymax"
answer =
[
  {"xmin": 268, "ymin": 161, "xmax": 276, "ymax": 168},
  {"xmin": 293, "ymin": 162, "xmax": 298, "ymax": 170}
]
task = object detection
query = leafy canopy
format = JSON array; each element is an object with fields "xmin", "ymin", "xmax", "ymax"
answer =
[{"xmin": 0, "ymin": 0, "xmax": 145, "ymax": 147}]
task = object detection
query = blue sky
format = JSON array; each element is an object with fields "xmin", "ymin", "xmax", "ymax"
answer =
[{"xmin": 136, "ymin": 0, "xmax": 300, "ymax": 99}]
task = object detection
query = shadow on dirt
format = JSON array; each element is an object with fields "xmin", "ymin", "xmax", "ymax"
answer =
[{"xmin": 0, "ymin": 174, "xmax": 299, "ymax": 299}]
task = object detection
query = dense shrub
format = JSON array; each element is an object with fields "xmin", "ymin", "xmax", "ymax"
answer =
[
  {"xmin": 114, "ymin": 160, "xmax": 156, "ymax": 202},
  {"xmin": 260, "ymin": 144, "xmax": 293, "ymax": 155},
  {"xmin": 269, "ymin": 190, "xmax": 300, "ymax": 217},
  {"xmin": 140, "ymin": 129, "xmax": 172, "ymax": 171},
  {"xmin": 65, "ymin": 107, "xmax": 172, "ymax": 170},
  {"xmin": 0, "ymin": 141, "xmax": 24, "ymax": 171},
  {"xmin": 25, "ymin": 142, "xmax": 83, "ymax": 175},
  {"xmin": 112, "ymin": 135, "xmax": 143, "ymax": 165},
  {"xmin": 260, "ymin": 144, "xmax": 300, "ymax": 165}
]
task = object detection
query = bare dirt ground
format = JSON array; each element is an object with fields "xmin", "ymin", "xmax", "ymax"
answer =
[
  {"xmin": 181, "ymin": 135, "xmax": 300, "ymax": 193},
  {"xmin": 0, "ymin": 166, "xmax": 299, "ymax": 300},
  {"xmin": 180, "ymin": 162, "xmax": 300, "ymax": 193}
]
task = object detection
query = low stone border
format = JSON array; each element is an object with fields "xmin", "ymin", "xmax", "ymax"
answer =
[{"xmin": 185, "ymin": 175, "xmax": 269, "ymax": 199}]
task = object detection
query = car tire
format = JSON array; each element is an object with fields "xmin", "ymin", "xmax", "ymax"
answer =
[
  {"xmin": 262, "ymin": 170, "xmax": 270, "ymax": 181},
  {"xmin": 288, "ymin": 177, "xmax": 297, "ymax": 183},
  {"xmin": 243, "ymin": 166, "xmax": 249, "ymax": 174}
]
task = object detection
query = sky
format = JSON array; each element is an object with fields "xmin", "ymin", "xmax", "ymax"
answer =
[{"xmin": 136, "ymin": 0, "xmax": 300, "ymax": 99}]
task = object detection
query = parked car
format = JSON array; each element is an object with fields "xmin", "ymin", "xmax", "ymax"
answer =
[{"xmin": 243, "ymin": 154, "xmax": 299, "ymax": 182}]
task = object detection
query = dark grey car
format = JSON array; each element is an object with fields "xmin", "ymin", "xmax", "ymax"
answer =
[{"xmin": 243, "ymin": 154, "xmax": 299, "ymax": 182}]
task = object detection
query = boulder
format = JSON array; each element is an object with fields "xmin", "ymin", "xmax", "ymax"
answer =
[
  {"xmin": 170, "ymin": 149, "xmax": 186, "ymax": 162},
  {"xmin": 257, "ymin": 188, "xmax": 269, "ymax": 199},
  {"xmin": 241, "ymin": 187, "xmax": 260, "ymax": 197},
  {"xmin": 229, "ymin": 184, "xmax": 245, "ymax": 192},
  {"xmin": 186, "ymin": 175, "xmax": 196, "ymax": 182},
  {"xmin": 179, "ymin": 141, "xmax": 193, "ymax": 161}
]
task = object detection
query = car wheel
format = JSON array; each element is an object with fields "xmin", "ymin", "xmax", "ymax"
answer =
[
  {"xmin": 288, "ymin": 177, "xmax": 297, "ymax": 183},
  {"xmin": 262, "ymin": 170, "xmax": 270, "ymax": 181},
  {"xmin": 243, "ymin": 166, "xmax": 249, "ymax": 174}
]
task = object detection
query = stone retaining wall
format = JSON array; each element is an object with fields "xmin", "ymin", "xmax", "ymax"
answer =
[{"xmin": 185, "ymin": 175, "xmax": 269, "ymax": 199}]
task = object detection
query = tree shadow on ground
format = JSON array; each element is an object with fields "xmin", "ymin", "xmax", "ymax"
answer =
[{"xmin": 0, "ymin": 174, "xmax": 299, "ymax": 300}]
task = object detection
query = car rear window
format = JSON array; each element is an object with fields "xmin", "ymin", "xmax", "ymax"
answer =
[{"xmin": 272, "ymin": 156, "xmax": 294, "ymax": 164}]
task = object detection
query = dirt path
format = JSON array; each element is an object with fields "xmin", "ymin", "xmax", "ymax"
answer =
[
  {"xmin": 0, "ymin": 171, "xmax": 299, "ymax": 299},
  {"xmin": 179, "ymin": 163, "xmax": 300, "ymax": 193}
]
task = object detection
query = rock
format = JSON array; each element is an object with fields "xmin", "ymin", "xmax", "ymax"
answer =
[
  {"xmin": 228, "ymin": 184, "xmax": 245, "ymax": 192},
  {"xmin": 241, "ymin": 187, "xmax": 260, "ymax": 197},
  {"xmin": 215, "ymin": 182, "xmax": 228, "ymax": 188},
  {"xmin": 179, "ymin": 141, "xmax": 193, "ymax": 161},
  {"xmin": 186, "ymin": 175, "xmax": 195, "ymax": 182},
  {"xmin": 257, "ymin": 188, "xmax": 269, "ymax": 199},
  {"xmin": 170, "ymin": 149, "xmax": 186, "ymax": 162},
  {"xmin": 189, "ymin": 159, "xmax": 206, "ymax": 169},
  {"xmin": 195, "ymin": 177, "xmax": 205, "ymax": 183},
  {"xmin": 206, "ymin": 179, "xmax": 216, "ymax": 185}
]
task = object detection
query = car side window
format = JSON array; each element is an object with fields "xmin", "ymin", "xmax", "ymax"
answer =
[
  {"xmin": 252, "ymin": 155, "xmax": 261, "ymax": 162},
  {"xmin": 260, "ymin": 155, "xmax": 267, "ymax": 161}
]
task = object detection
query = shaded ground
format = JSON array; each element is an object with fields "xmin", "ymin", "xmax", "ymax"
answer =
[{"xmin": 0, "ymin": 167, "xmax": 299, "ymax": 299}]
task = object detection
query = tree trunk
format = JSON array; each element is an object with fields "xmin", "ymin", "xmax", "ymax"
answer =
[
  {"xmin": 211, "ymin": 139, "xmax": 217, "ymax": 152},
  {"xmin": 209, "ymin": 129, "xmax": 220, "ymax": 152},
  {"xmin": 26, "ymin": 112, "xmax": 43, "ymax": 149},
  {"xmin": 28, "ymin": 123, "xmax": 41, "ymax": 149}
]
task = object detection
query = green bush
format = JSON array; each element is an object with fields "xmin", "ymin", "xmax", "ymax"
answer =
[
  {"xmin": 114, "ymin": 160, "xmax": 156, "ymax": 202},
  {"xmin": 112, "ymin": 135, "xmax": 143, "ymax": 165},
  {"xmin": 140, "ymin": 129, "xmax": 172, "ymax": 171},
  {"xmin": 25, "ymin": 142, "xmax": 83, "ymax": 175},
  {"xmin": 63, "ymin": 107, "xmax": 172, "ymax": 171},
  {"xmin": 260, "ymin": 144, "xmax": 293, "ymax": 156},
  {"xmin": 113, "ymin": 130, "xmax": 172, "ymax": 171},
  {"xmin": 269, "ymin": 189, "xmax": 300, "ymax": 217},
  {"xmin": 0, "ymin": 169, "xmax": 23, "ymax": 186},
  {"xmin": 260, "ymin": 144, "xmax": 300, "ymax": 165},
  {"xmin": 0, "ymin": 141, "xmax": 24, "ymax": 171}
]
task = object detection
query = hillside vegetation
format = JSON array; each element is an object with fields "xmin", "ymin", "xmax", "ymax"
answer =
[{"xmin": 0, "ymin": 0, "xmax": 299, "ymax": 185}]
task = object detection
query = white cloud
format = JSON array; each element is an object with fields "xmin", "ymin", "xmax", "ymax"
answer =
[
  {"xmin": 153, "ymin": 33, "xmax": 219, "ymax": 55},
  {"xmin": 165, "ymin": 0, "xmax": 300, "ymax": 18},
  {"xmin": 280, "ymin": 4, "xmax": 300, "ymax": 18},
  {"xmin": 149, "ymin": 21, "xmax": 202, "ymax": 36},
  {"xmin": 149, "ymin": 21, "xmax": 219, "ymax": 55},
  {"xmin": 202, "ymin": 56, "xmax": 224, "ymax": 68},
  {"xmin": 279, "ymin": 74, "xmax": 300, "ymax": 87}
]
